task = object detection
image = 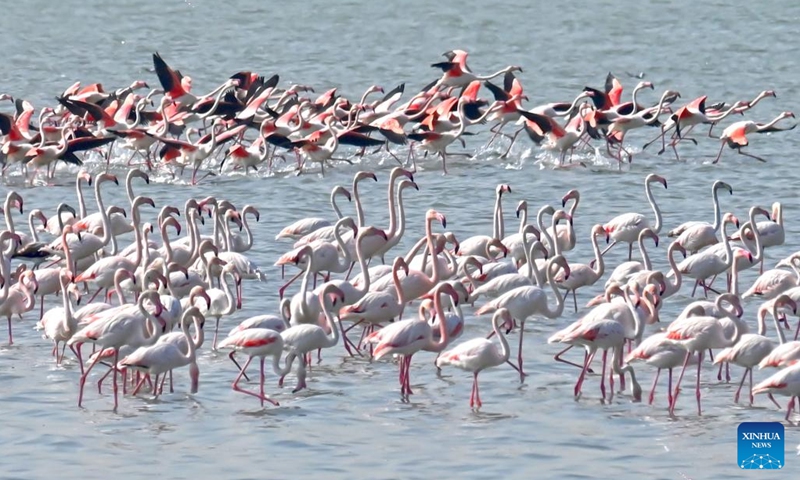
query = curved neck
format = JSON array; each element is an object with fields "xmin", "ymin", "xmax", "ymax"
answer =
[
  {"xmin": 186, "ymin": 210, "xmax": 201, "ymax": 266},
  {"xmin": 493, "ymin": 315, "xmax": 511, "ymax": 362},
  {"xmin": 665, "ymin": 244, "xmax": 682, "ymax": 295},
  {"xmin": 354, "ymin": 235, "xmax": 371, "ymax": 297},
  {"xmin": 180, "ymin": 314, "xmax": 199, "ymax": 361},
  {"xmin": 392, "ymin": 264, "xmax": 406, "ymax": 307},
  {"xmin": 643, "ymin": 90, "xmax": 671, "ymax": 124},
  {"xmin": 332, "ymin": 224, "xmax": 353, "ymax": 273},
  {"xmin": 384, "ymin": 184, "xmax": 410, "ymax": 252},
  {"xmin": 330, "ymin": 189, "xmax": 346, "ymax": 219},
  {"xmin": 94, "ymin": 180, "xmax": 112, "ymax": 246},
  {"xmin": 429, "ymin": 290, "xmax": 450, "ymax": 352},
  {"xmin": 241, "ymin": 211, "xmax": 254, "ymax": 250},
  {"xmin": 384, "ymin": 176, "xmax": 400, "ymax": 240},
  {"xmin": 220, "ymin": 272, "xmax": 237, "ymax": 315},
  {"xmin": 3, "ymin": 196, "xmax": 15, "ymax": 233},
  {"xmin": 321, "ymin": 296, "xmax": 340, "ymax": 347},
  {"xmin": 113, "ymin": 272, "xmax": 129, "ymax": 305},
  {"xmin": 644, "ymin": 180, "xmax": 663, "ymax": 234},
  {"xmin": 426, "ymin": 219, "xmax": 442, "ymax": 285},
  {"xmin": 160, "ymin": 221, "xmax": 174, "ymax": 263},
  {"xmin": 536, "ymin": 209, "xmax": 555, "ymax": 255},
  {"xmin": 710, "ymin": 185, "xmax": 722, "ymax": 231},
  {"xmin": 721, "ymin": 221, "xmax": 733, "ymax": 267},
  {"xmin": 589, "ymin": 233, "xmax": 604, "ymax": 278},
  {"xmin": 76, "ymin": 178, "xmax": 88, "ymax": 218},
  {"xmin": 543, "ymin": 261, "xmax": 566, "ymax": 318},
  {"xmin": 28, "ymin": 212, "xmax": 40, "ymax": 243},
  {"xmin": 639, "ymin": 235, "xmax": 652, "ymax": 270},
  {"xmin": 517, "ymin": 206, "xmax": 528, "ymax": 235},
  {"xmin": 352, "ymin": 179, "xmax": 367, "ymax": 227},
  {"xmin": 747, "ymin": 209, "xmax": 764, "ymax": 262}
]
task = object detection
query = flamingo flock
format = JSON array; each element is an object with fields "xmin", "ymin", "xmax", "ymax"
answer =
[
  {"xmin": 0, "ymin": 50, "xmax": 795, "ymax": 184},
  {"xmin": 3, "ymin": 161, "xmax": 800, "ymax": 425}
]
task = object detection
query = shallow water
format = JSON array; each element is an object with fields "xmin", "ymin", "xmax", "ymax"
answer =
[{"xmin": 2, "ymin": 0, "xmax": 800, "ymax": 478}]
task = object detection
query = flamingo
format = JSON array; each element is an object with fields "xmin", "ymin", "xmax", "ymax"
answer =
[
  {"xmin": 275, "ymin": 185, "xmax": 351, "ymax": 241},
  {"xmin": 436, "ymin": 308, "xmax": 513, "ymax": 408},
  {"xmin": 664, "ymin": 293, "xmax": 745, "ymax": 415},
  {"xmin": 37, "ymin": 269, "xmax": 82, "ymax": 366},
  {"xmin": 753, "ymin": 363, "xmax": 800, "ymax": 421},
  {"xmin": 600, "ymin": 173, "xmax": 667, "ymax": 260},
  {"xmin": 554, "ymin": 225, "xmax": 607, "ymax": 312},
  {"xmin": 713, "ymin": 111, "xmax": 795, "ymax": 163},
  {"xmin": 216, "ymin": 324, "xmax": 296, "ymax": 407},
  {"xmin": 0, "ymin": 268, "xmax": 38, "ymax": 345},
  {"xmin": 118, "ymin": 307, "xmax": 204, "ymax": 397},
  {"xmin": 366, "ymin": 282, "xmax": 460, "ymax": 398},
  {"xmin": 475, "ymin": 255, "xmax": 570, "ymax": 381},
  {"xmin": 669, "ymin": 180, "xmax": 734, "ymax": 253},
  {"xmin": 278, "ymin": 284, "xmax": 344, "ymax": 392},
  {"xmin": 67, "ymin": 290, "xmax": 165, "ymax": 409},
  {"xmin": 431, "ymin": 50, "xmax": 522, "ymax": 89},
  {"xmin": 715, "ymin": 299, "xmax": 793, "ymax": 407},
  {"xmin": 675, "ymin": 212, "xmax": 744, "ymax": 297}
]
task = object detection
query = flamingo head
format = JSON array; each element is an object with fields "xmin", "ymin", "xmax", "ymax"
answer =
[
  {"xmin": 443, "ymin": 232, "xmax": 459, "ymax": 254},
  {"xmin": 646, "ymin": 173, "xmax": 668, "ymax": 189},
  {"xmin": 107, "ymin": 205, "xmax": 127, "ymax": 219},
  {"xmin": 424, "ymin": 210, "xmax": 445, "ymax": 229},
  {"xmin": 188, "ymin": 286, "xmax": 211, "ymax": 311},
  {"xmin": 782, "ymin": 111, "xmax": 796, "ymax": 120},
  {"xmin": 162, "ymin": 216, "xmax": 181, "ymax": 236},
  {"xmin": 496, "ymin": 184, "xmax": 512, "ymax": 197},
  {"xmin": 393, "ymin": 256, "xmax": 410, "ymax": 277},
  {"xmin": 360, "ymin": 225, "xmax": 388, "ymax": 242},
  {"xmin": 561, "ymin": 189, "xmax": 580, "ymax": 208},
  {"xmin": 591, "ymin": 224, "xmax": 609, "ymax": 243},
  {"xmin": 522, "ymin": 223, "xmax": 541, "ymax": 241},
  {"xmin": 436, "ymin": 282, "xmax": 460, "ymax": 307},
  {"xmin": 640, "ymin": 228, "xmax": 659, "ymax": 248},
  {"xmin": 8, "ymin": 191, "xmax": 24, "ymax": 214},
  {"xmin": 243, "ymin": 205, "xmax": 260, "ymax": 222},
  {"xmin": 533, "ymin": 240, "xmax": 549, "ymax": 260},
  {"xmin": 553, "ymin": 210, "xmax": 573, "ymax": 227},
  {"xmin": 516, "ymin": 200, "xmax": 528, "ymax": 218},
  {"xmin": 551, "ymin": 255, "xmax": 570, "ymax": 280},
  {"xmin": 495, "ymin": 308, "xmax": 514, "ymax": 333},
  {"xmin": 115, "ymin": 268, "xmax": 137, "ymax": 286},
  {"xmin": 77, "ymin": 170, "xmax": 93, "ymax": 186},
  {"xmin": 322, "ymin": 284, "xmax": 346, "ymax": 308},
  {"xmin": 167, "ymin": 262, "xmax": 190, "ymax": 280},
  {"xmin": 488, "ymin": 238, "xmax": 509, "ymax": 259},
  {"xmin": 775, "ymin": 295, "xmax": 798, "ymax": 317},
  {"xmin": 332, "ymin": 185, "xmax": 352, "ymax": 203},
  {"xmin": 464, "ymin": 256, "xmax": 484, "ymax": 277}
]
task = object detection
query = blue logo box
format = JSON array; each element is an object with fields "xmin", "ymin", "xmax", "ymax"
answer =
[{"xmin": 738, "ymin": 422, "xmax": 785, "ymax": 470}]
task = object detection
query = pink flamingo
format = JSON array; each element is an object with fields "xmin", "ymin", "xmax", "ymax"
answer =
[
  {"xmin": 436, "ymin": 308, "xmax": 513, "ymax": 408},
  {"xmin": 664, "ymin": 293, "xmax": 745, "ymax": 415},
  {"xmin": 713, "ymin": 111, "xmax": 795, "ymax": 164},
  {"xmin": 366, "ymin": 281, "xmax": 459, "ymax": 398}
]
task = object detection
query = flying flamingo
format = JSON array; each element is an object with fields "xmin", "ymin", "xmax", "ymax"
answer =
[
  {"xmin": 366, "ymin": 282, "xmax": 460, "ymax": 398},
  {"xmin": 600, "ymin": 173, "xmax": 667, "ymax": 260},
  {"xmin": 713, "ymin": 111, "xmax": 795, "ymax": 164},
  {"xmin": 436, "ymin": 308, "xmax": 513, "ymax": 408},
  {"xmin": 431, "ymin": 50, "xmax": 523, "ymax": 89}
]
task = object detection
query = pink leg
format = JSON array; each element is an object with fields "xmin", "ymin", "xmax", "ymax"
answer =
[
  {"xmin": 473, "ymin": 372, "xmax": 482, "ymax": 408},
  {"xmin": 516, "ymin": 320, "xmax": 527, "ymax": 382},
  {"xmin": 768, "ymin": 393, "xmax": 781, "ymax": 409},
  {"xmin": 278, "ymin": 270, "xmax": 304, "ymax": 299},
  {"xmin": 786, "ymin": 396, "xmax": 796, "ymax": 421},
  {"xmin": 554, "ymin": 345, "xmax": 595, "ymax": 372},
  {"xmin": 78, "ymin": 349, "xmax": 104, "ymax": 407},
  {"xmin": 469, "ymin": 375, "xmax": 476, "ymax": 408},
  {"xmin": 667, "ymin": 368, "xmax": 674, "ymax": 407},
  {"xmin": 669, "ymin": 351, "xmax": 692, "ymax": 416},
  {"xmin": 7, "ymin": 316, "xmax": 13, "ymax": 345},
  {"xmin": 132, "ymin": 373, "xmax": 148, "ymax": 396},
  {"xmin": 748, "ymin": 369, "xmax": 755, "ymax": 405},
  {"xmin": 608, "ymin": 351, "xmax": 616, "ymax": 402},
  {"xmin": 648, "ymin": 369, "xmax": 661, "ymax": 405},
  {"xmin": 574, "ymin": 350, "xmax": 597, "ymax": 398},
  {"xmin": 112, "ymin": 350, "xmax": 120, "ymax": 410},
  {"xmin": 599, "ymin": 350, "xmax": 608, "ymax": 400},
  {"xmin": 734, "ymin": 369, "xmax": 748, "ymax": 403},
  {"xmin": 695, "ymin": 350, "xmax": 704, "ymax": 415}
]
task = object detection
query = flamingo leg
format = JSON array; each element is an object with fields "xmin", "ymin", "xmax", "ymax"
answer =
[
  {"xmin": 574, "ymin": 349, "xmax": 597, "ymax": 398},
  {"xmin": 553, "ymin": 345, "xmax": 595, "ymax": 372},
  {"xmin": 736, "ymin": 148, "xmax": 767, "ymax": 163},
  {"xmin": 599, "ymin": 350, "xmax": 608, "ymax": 400},
  {"xmin": 112, "ymin": 350, "xmax": 120, "ymax": 411},
  {"xmin": 473, "ymin": 372, "xmax": 482, "ymax": 408},
  {"xmin": 228, "ymin": 351, "xmax": 251, "ymax": 382},
  {"xmin": 277, "ymin": 270, "xmax": 304, "ymax": 299},
  {"xmin": 734, "ymin": 368, "xmax": 748, "ymax": 404},
  {"xmin": 469, "ymin": 374, "xmax": 476, "ymax": 408},
  {"xmin": 667, "ymin": 368, "xmax": 674, "ymax": 408},
  {"xmin": 648, "ymin": 368, "xmax": 661, "ymax": 405},
  {"xmin": 695, "ymin": 350, "xmax": 704, "ymax": 415},
  {"xmin": 669, "ymin": 351, "xmax": 692, "ymax": 416},
  {"xmin": 77, "ymin": 348, "xmax": 104, "ymax": 407}
]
